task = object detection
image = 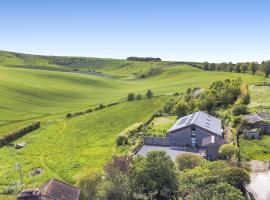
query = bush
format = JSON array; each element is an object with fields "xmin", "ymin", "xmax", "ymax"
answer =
[
  {"xmin": 146, "ymin": 89, "xmax": 153, "ymax": 98},
  {"xmin": 136, "ymin": 94, "xmax": 142, "ymax": 100},
  {"xmin": 174, "ymin": 100, "xmax": 190, "ymax": 117},
  {"xmin": 232, "ymin": 105, "xmax": 248, "ymax": 116},
  {"xmin": 115, "ymin": 135, "xmax": 128, "ymax": 146},
  {"xmin": 219, "ymin": 144, "xmax": 238, "ymax": 160},
  {"xmin": 66, "ymin": 113, "xmax": 72, "ymax": 119},
  {"xmin": 127, "ymin": 93, "xmax": 135, "ymax": 101},
  {"xmin": 176, "ymin": 153, "xmax": 204, "ymax": 171},
  {"xmin": 77, "ymin": 171, "xmax": 102, "ymax": 200}
]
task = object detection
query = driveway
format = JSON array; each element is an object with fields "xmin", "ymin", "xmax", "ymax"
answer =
[
  {"xmin": 135, "ymin": 145, "xmax": 200, "ymax": 161},
  {"xmin": 248, "ymin": 171, "xmax": 270, "ymax": 200}
]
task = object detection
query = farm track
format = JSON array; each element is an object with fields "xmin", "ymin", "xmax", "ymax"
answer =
[{"xmin": 39, "ymin": 121, "xmax": 67, "ymax": 180}]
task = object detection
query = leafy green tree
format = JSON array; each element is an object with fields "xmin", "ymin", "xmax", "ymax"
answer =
[
  {"xmin": 146, "ymin": 89, "xmax": 153, "ymax": 98},
  {"xmin": 127, "ymin": 93, "xmax": 135, "ymax": 101},
  {"xmin": 102, "ymin": 156, "xmax": 132, "ymax": 200},
  {"xmin": 263, "ymin": 61, "xmax": 270, "ymax": 78},
  {"xmin": 232, "ymin": 104, "xmax": 248, "ymax": 116},
  {"xmin": 162, "ymin": 99, "xmax": 175, "ymax": 114},
  {"xmin": 77, "ymin": 171, "xmax": 102, "ymax": 200},
  {"xmin": 218, "ymin": 144, "xmax": 238, "ymax": 160},
  {"xmin": 136, "ymin": 94, "xmax": 142, "ymax": 100},
  {"xmin": 174, "ymin": 100, "xmax": 190, "ymax": 117},
  {"xmin": 176, "ymin": 153, "xmax": 204, "ymax": 171},
  {"xmin": 130, "ymin": 151, "xmax": 178, "ymax": 199},
  {"xmin": 223, "ymin": 167, "xmax": 250, "ymax": 192},
  {"xmin": 249, "ymin": 62, "xmax": 258, "ymax": 75},
  {"xmin": 240, "ymin": 63, "xmax": 248, "ymax": 73}
]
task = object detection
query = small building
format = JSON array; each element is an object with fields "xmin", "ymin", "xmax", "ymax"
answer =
[
  {"xmin": 245, "ymin": 128, "xmax": 260, "ymax": 140},
  {"xmin": 245, "ymin": 113, "xmax": 270, "ymax": 134},
  {"xmin": 202, "ymin": 135, "xmax": 226, "ymax": 160},
  {"xmin": 18, "ymin": 179, "xmax": 80, "ymax": 200},
  {"xmin": 142, "ymin": 111, "xmax": 225, "ymax": 160}
]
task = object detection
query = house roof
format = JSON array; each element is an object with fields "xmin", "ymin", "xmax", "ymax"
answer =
[
  {"xmin": 202, "ymin": 136, "xmax": 225, "ymax": 146},
  {"xmin": 245, "ymin": 113, "xmax": 269, "ymax": 124},
  {"xmin": 168, "ymin": 111, "xmax": 222, "ymax": 136},
  {"xmin": 40, "ymin": 179, "xmax": 80, "ymax": 200}
]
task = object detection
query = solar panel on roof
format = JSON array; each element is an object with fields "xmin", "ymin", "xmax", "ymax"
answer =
[{"xmin": 177, "ymin": 117, "xmax": 187, "ymax": 125}]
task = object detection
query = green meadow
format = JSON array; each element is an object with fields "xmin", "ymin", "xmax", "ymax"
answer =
[{"xmin": 0, "ymin": 51, "xmax": 269, "ymax": 192}]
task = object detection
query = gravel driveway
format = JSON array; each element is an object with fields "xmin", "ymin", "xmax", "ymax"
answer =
[{"xmin": 135, "ymin": 145, "xmax": 200, "ymax": 160}]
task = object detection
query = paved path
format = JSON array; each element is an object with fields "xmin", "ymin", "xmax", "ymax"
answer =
[{"xmin": 248, "ymin": 171, "xmax": 270, "ymax": 200}]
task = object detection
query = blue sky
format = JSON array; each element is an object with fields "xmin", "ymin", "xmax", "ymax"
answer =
[{"xmin": 0, "ymin": 0, "xmax": 270, "ymax": 62}]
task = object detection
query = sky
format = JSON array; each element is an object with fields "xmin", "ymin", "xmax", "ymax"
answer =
[{"xmin": 0, "ymin": 0, "xmax": 270, "ymax": 63}]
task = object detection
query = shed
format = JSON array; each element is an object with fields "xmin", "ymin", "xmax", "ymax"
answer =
[{"xmin": 245, "ymin": 129, "xmax": 260, "ymax": 139}]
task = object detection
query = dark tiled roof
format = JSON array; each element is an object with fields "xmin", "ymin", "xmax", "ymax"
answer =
[
  {"xmin": 40, "ymin": 179, "xmax": 80, "ymax": 200},
  {"xmin": 168, "ymin": 111, "xmax": 222, "ymax": 136}
]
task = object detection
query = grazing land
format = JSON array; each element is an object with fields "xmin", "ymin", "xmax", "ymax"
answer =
[{"xmin": 0, "ymin": 51, "xmax": 269, "ymax": 193}]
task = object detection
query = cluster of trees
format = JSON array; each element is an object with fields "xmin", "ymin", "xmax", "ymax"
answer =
[
  {"xmin": 174, "ymin": 79, "xmax": 248, "ymax": 117},
  {"xmin": 127, "ymin": 90, "xmax": 153, "ymax": 101},
  {"xmin": 127, "ymin": 57, "xmax": 162, "ymax": 62},
  {"xmin": 78, "ymin": 151, "xmax": 250, "ymax": 200},
  {"xmin": 200, "ymin": 61, "xmax": 270, "ymax": 77}
]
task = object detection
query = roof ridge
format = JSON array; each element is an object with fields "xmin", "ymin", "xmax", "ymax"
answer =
[
  {"xmin": 51, "ymin": 178, "xmax": 81, "ymax": 190},
  {"xmin": 191, "ymin": 111, "xmax": 200, "ymax": 125}
]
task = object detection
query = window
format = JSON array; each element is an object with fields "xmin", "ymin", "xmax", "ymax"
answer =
[{"xmin": 191, "ymin": 127, "xmax": 196, "ymax": 147}]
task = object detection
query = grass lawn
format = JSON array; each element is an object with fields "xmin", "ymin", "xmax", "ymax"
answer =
[
  {"xmin": 0, "ymin": 97, "xmax": 168, "ymax": 192},
  {"xmin": 147, "ymin": 116, "xmax": 177, "ymax": 136},
  {"xmin": 239, "ymin": 135, "xmax": 270, "ymax": 161}
]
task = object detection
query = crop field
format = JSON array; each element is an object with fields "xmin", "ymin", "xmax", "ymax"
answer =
[{"xmin": 0, "ymin": 51, "xmax": 269, "ymax": 193}]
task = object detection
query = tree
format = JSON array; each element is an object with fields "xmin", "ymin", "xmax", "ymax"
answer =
[
  {"xmin": 103, "ymin": 156, "xmax": 132, "ymax": 200},
  {"xmin": 130, "ymin": 151, "xmax": 178, "ymax": 199},
  {"xmin": 218, "ymin": 144, "xmax": 238, "ymax": 160},
  {"xmin": 176, "ymin": 153, "xmax": 204, "ymax": 171},
  {"xmin": 127, "ymin": 93, "xmax": 135, "ymax": 101},
  {"xmin": 232, "ymin": 104, "xmax": 248, "ymax": 116},
  {"xmin": 77, "ymin": 171, "xmax": 102, "ymax": 200},
  {"xmin": 174, "ymin": 100, "xmax": 190, "ymax": 117},
  {"xmin": 223, "ymin": 167, "xmax": 250, "ymax": 192},
  {"xmin": 136, "ymin": 94, "xmax": 142, "ymax": 100},
  {"xmin": 263, "ymin": 61, "xmax": 270, "ymax": 78},
  {"xmin": 146, "ymin": 89, "xmax": 153, "ymax": 98},
  {"xmin": 249, "ymin": 62, "xmax": 258, "ymax": 75},
  {"xmin": 162, "ymin": 99, "xmax": 175, "ymax": 114},
  {"xmin": 240, "ymin": 63, "xmax": 248, "ymax": 73},
  {"xmin": 203, "ymin": 62, "xmax": 209, "ymax": 71}
]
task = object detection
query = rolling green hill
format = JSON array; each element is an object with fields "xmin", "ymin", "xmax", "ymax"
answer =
[{"xmin": 0, "ymin": 50, "xmax": 269, "ymax": 193}]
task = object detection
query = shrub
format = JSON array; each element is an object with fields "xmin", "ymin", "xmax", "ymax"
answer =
[
  {"xmin": 127, "ymin": 93, "xmax": 135, "ymax": 101},
  {"xmin": 66, "ymin": 113, "xmax": 72, "ymax": 119},
  {"xmin": 77, "ymin": 171, "xmax": 102, "ymax": 200},
  {"xmin": 232, "ymin": 105, "xmax": 248, "ymax": 116},
  {"xmin": 219, "ymin": 144, "xmax": 238, "ymax": 160},
  {"xmin": 174, "ymin": 100, "xmax": 190, "ymax": 117},
  {"xmin": 85, "ymin": 108, "xmax": 93, "ymax": 113},
  {"xmin": 115, "ymin": 135, "xmax": 128, "ymax": 146},
  {"xmin": 146, "ymin": 89, "xmax": 153, "ymax": 98},
  {"xmin": 136, "ymin": 94, "xmax": 142, "ymax": 100},
  {"xmin": 176, "ymin": 153, "xmax": 204, "ymax": 171}
]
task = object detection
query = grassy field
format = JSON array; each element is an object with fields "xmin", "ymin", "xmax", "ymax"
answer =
[
  {"xmin": 0, "ymin": 97, "xmax": 168, "ymax": 192},
  {"xmin": 147, "ymin": 116, "xmax": 177, "ymax": 136},
  {"xmin": 0, "ymin": 51, "xmax": 269, "ymax": 194},
  {"xmin": 239, "ymin": 85, "xmax": 270, "ymax": 161}
]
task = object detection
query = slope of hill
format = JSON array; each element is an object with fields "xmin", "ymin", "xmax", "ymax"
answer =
[{"xmin": 0, "ymin": 50, "xmax": 269, "ymax": 193}]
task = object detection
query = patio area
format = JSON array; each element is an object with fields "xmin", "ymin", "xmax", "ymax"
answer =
[{"xmin": 135, "ymin": 145, "xmax": 201, "ymax": 160}]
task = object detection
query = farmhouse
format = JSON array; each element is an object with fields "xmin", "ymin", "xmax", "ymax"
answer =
[
  {"xmin": 244, "ymin": 112, "xmax": 270, "ymax": 134},
  {"xmin": 140, "ymin": 111, "xmax": 225, "ymax": 160},
  {"xmin": 17, "ymin": 178, "xmax": 80, "ymax": 200}
]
